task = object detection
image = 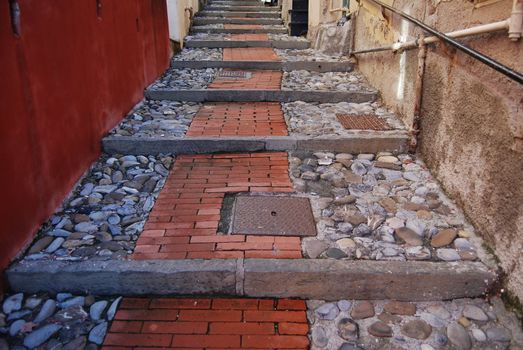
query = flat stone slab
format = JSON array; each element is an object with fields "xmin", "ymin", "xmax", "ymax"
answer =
[
  {"xmin": 169, "ymin": 60, "xmax": 355, "ymax": 72},
  {"xmin": 7, "ymin": 259, "xmax": 495, "ymax": 301},
  {"xmin": 185, "ymin": 40, "xmax": 310, "ymax": 49},
  {"xmin": 102, "ymin": 134, "xmax": 410, "ymax": 155},
  {"xmin": 144, "ymin": 89, "xmax": 378, "ymax": 103},
  {"xmin": 192, "ymin": 27, "xmax": 288, "ymax": 34},
  {"xmin": 205, "ymin": 6, "xmax": 281, "ymax": 12},
  {"xmin": 197, "ymin": 11, "xmax": 281, "ymax": 18},
  {"xmin": 193, "ymin": 18, "xmax": 282, "ymax": 25}
]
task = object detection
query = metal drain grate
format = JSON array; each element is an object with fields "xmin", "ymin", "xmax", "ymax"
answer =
[
  {"xmin": 216, "ymin": 70, "xmax": 252, "ymax": 79},
  {"xmin": 231, "ymin": 195, "xmax": 317, "ymax": 237},
  {"xmin": 337, "ymin": 114, "xmax": 391, "ymax": 131}
]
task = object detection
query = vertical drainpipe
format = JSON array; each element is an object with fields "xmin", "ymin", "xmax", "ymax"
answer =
[
  {"xmin": 409, "ymin": 34, "xmax": 427, "ymax": 152},
  {"xmin": 508, "ymin": 0, "xmax": 523, "ymax": 41}
]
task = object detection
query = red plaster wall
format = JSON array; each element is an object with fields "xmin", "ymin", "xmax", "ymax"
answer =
[{"xmin": 0, "ymin": 0, "xmax": 170, "ymax": 288}]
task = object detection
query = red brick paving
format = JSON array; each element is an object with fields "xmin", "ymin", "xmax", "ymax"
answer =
[
  {"xmin": 229, "ymin": 34, "xmax": 269, "ymax": 41},
  {"xmin": 223, "ymin": 48, "xmax": 280, "ymax": 61},
  {"xmin": 186, "ymin": 103, "xmax": 288, "ymax": 137},
  {"xmin": 209, "ymin": 70, "xmax": 282, "ymax": 90},
  {"xmin": 133, "ymin": 153, "xmax": 302, "ymax": 260},
  {"xmin": 103, "ymin": 298, "xmax": 309, "ymax": 350}
]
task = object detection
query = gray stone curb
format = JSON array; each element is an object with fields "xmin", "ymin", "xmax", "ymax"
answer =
[
  {"xmin": 191, "ymin": 27, "xmax": 288, "ymax": 34},
  {"xmin": 197, "ymin": 11, "xmax": 281, "ymax": 18},
  {"xmin": 101, "ymin": 134, "xmax": 410, "ymax": 155},
  {"xmin": 205, "ymin": 6, "xmax": 281, "ymax": 12},
  {"xmin": 170, "ymin": 60, "xmax": 354, "ymax": 72},
  {"xmin": 144, "ymin": 89, "xmax": 378, "ymax": 104},
  {"xmin": 184, "ymin": 40, "xmax": 310, "ymax": 49},
  {"xmin": 7, "ymin": 259, "xmax": 496, "ymax": 301},
  {"xmin": 193, "ymin": 18, "xmax": 282, "ymax": 25}
]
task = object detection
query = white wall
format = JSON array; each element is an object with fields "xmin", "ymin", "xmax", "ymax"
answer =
[{"xmin": 166, "ymin": 0, "xmax": 201, "ymax": 46}]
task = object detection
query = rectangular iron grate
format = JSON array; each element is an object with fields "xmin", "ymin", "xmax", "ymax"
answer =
[
  {"xmin": 336, "ymin": 114, "xmax": 391, "ymax": 131},
  {"xmin": 231, "ymin": 195, "xmax": 317, "ymax": 237},
  {"xmin": 216, "ymin": 70, "xmax": 252, "ymax": 79}
]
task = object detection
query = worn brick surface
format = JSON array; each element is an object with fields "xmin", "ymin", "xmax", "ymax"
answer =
[
  {"xmin": 209, "ymin": 70, "xmax": 282, "ymax": 90},
  {"xmin": 103, "ymin": 298, "xmax": 309, "ymax": 349},
  {"xmin": 133, "ymin": 153, "xmax": 302, "ymax": 260},
  {"xmin": 186, "ymin": 103, "xmax": 287, "ymax": 137},
  {"xmin": 223, "ymin": 48, "xmax": 280, "ymax": 61},
  {"xmin": 228, "ymin": 34, "xmax": 269, "ymax": 41}
]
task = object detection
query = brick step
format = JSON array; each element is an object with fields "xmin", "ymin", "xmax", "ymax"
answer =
[
  {"xmin": 7, "ymin": 259, "xmax": 495, "ymax": 301},
  {"xmin": 197, "ymin": 11, "xmax": 282, "ymax": 18},
  {"xmin": 102, "ymin": 297, "xmax": 310, "ymax": 349},
  {"xmin": 184, "ymin": 39, "xmax": 309, "ymax": 49},
  {"xmin": 170, "ymin": 59, "xmax": 354, "ymax": 72},
  {"xmin": 144, "ymin": 89, "xmax": 378, "ymax": 103},
  {"xmin": 192, "ymin": 26, "xmax": 288, "ymax": 34},
  {"xmin": 194, "ymin": 17, "xmax": 283, "ymax": 25}
]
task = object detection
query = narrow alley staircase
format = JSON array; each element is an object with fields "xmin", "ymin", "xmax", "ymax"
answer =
[{"xmin": 2, "ymin": 0, "xmax": 523, "ymax": 349}]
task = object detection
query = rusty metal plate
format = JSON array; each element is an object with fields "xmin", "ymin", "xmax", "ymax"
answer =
[
  {"xmin": 337, "ymin": 114, "xmax": 391, "ymax": 131},
  {"xmin": 231, "ymin": 195, "xmax": 316, "ymax": 236},
  {"xmin": 216, "ymin": 70, "xmax": 252, "ymax": 79}
]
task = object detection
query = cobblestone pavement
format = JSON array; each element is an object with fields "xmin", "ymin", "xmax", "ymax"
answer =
[
  {"xmin": 20, "ymin": 154, "xmax": 172, "ymax": 262},
  {"xmin": 308, "ymin": 297, "xmax": 523, "ymax": 350},
  {"xmin": 290, "ymin": 151, "xmax": 490, "ymax": 263}
]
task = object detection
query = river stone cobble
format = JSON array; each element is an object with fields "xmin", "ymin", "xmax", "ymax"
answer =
[
  {"xmin": 275, "ymin": 48, "xmax": 353, "ymax": 62},
  {"xmin": 22, "ymin": 153, "xmax": 172, "ymax": 262},
  {"xmin": 268, "ymin": 33, "xmax": 309, "ymax": 42},
  {"xmin": 0, "ymin": 292, "xmax": 120, "ymax": 349},
  {"xmin": 282, "ymin": 70, "xmax": 377, "ymax": 92},
  {"xmin": 290, "ymin": 152, "xmax": 486, "ymax": 262},
  {"xmin": 283, "ymin": 101, "xmax": 405, "ymax": 137},
  {"xmin": 110, "ymin": 100, "xmax": 200, "ymax": 138},
  {"xmin": 150, "ymin": 67, "xmax": 218, "ymax": 90},
  {"xmin": 171, "ymin": 48, "xmax": 223, "ymax": 61},
  {"xmin": 191, "ymin": 23, "xmax": 224, "ymax": 29},
  {"xmin": 307, "ymin": 297, "xmax": 523, "ymax": 350}
]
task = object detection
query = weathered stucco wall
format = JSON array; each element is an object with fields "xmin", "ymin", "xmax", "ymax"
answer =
[
  {"xmin": 167, "ymin": 0, "xmax": 201, "ymax": 46},
  {"xmin": 352, "ymin": 0, "xmax": 523, "ymax": 301}
]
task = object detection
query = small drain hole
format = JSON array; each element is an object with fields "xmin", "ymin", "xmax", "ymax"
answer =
[{"xmin": 271, "ymin": 211, "xmax": 277, "ymax": 217}]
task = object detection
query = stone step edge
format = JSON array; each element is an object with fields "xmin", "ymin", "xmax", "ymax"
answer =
[
  {"xmin": 193, "ymin": 18, "xmax": 282, "ymax": 25},
  {"xmin": 144, "ymin": 89, "xmax": 378, "ymax": 104},
  {"xmin": 197, "ymin": 12, "xmax": 281, "ymax": 18},
  {"xmin": 7, "ymin": 259, "xmax": 496, "ymax": 301},
  {"xmin": 205, "ymin": 7, "xmax": 281, "ymax": 12},
  {"xmin": 191, "ymin": 27, "xmax": 288, "ymax": 34},
  {"xmin": 101, "ymin": 134, "xmax": 410, "ymax": 155},
  {"xmin": 184, "ymin": 40, "xmax": 310, "ymax": 49},
  {"xmin": 170, "ymin": 60, "xmax": 354, "ymax": 72}
]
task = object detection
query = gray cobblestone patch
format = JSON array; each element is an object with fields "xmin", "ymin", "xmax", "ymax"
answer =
[
  {"xmin": 275, "ymin": 48, "xmax": 353, "ymax": 62},
  {"xmin": 282, "ymin": 70, "xmax": 377, "ymax": 92},
  {"xmin": 21, "ymin": 154, "xmax": 173, "ymax": 262},
  {"xmin": 110, "ymin": 100, "xmax": 200, "ymax": 138},
  {"xmin": 290, "ymin": 152, "xmax": 490, "ymax": 263},
  {"xmin": 308, "ymin": 297, "xmax": 523, "ymax": 350},
  {"xmin": 150, "ymin": 67, "xmax": 218, "ymax": 90},
  {"xmin": 0, "ymin": 292, "xmax": 121, "ymax": 349},
  {"xmin": 283, "ymin": 101, "xmax": 406, "ymax": 137},
  {"xmin": 172, "ymin": 48, "xmax": 223, "ymax": 61}
]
